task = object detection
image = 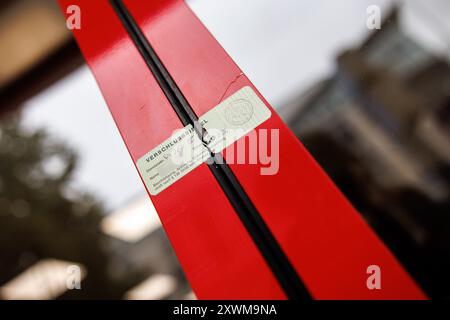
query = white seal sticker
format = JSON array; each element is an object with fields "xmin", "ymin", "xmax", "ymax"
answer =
[
  {"xmin": 199, "ymin": 86, "xmax": 272, "ymax": 153},
  {"xmin": 136, "ymin": 86, "xmax": 271, "ymax": 195}
]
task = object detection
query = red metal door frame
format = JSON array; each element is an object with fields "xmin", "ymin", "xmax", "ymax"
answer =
[{"xmin": 59, "ymin": 0, "xmax": 427, "ymax": 300}]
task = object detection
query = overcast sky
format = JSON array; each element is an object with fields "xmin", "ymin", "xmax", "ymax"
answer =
[{"xmin": 22, "ymin": 0, "xmax": 450, "ymax": 211}]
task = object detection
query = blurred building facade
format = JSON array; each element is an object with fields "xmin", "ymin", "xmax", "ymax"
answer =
[{"xmin": 280, "ymin": 9, "xmax": 450, "ymax": 298}]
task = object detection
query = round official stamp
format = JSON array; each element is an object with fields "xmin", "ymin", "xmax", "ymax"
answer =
[{"xmin": 224, "ymin": 99, "xmax": 254, "ymax": 126}]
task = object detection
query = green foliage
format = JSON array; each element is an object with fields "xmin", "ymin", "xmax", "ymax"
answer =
[{"xmin": 0, "ymin": 115, "xmax": 136, "ymax": 299}]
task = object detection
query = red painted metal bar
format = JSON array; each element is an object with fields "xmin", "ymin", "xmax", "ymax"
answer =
[
  {"xmin": 59, "ymin": 0, "xmax": 427, "ymax": 299},
  {"xmin": 57, "ymin": 0, "xmax": 285, "ymax": 299}
]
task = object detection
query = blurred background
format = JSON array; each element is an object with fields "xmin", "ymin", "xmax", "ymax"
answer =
[{"xmin": 0, "ymin": 0, "xmax": 449, "ymax": 299}]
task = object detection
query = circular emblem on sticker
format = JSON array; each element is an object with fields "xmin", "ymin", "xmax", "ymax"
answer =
[{"xmin": 224, "ymin": 99, "xmax": 254, "ymax": 126}]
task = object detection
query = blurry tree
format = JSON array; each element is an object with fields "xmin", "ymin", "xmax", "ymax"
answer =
[{"xmin": 0, "ymin": 115, "xmax": 141, "ymax": 299}]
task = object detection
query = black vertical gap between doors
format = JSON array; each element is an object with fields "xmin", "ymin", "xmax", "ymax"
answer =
[{"xmin": 109, "ymin": 0, "xmax": 311, "ymax": 300}]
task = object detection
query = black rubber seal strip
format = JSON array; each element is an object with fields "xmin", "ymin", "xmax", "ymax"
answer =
[{"xmin": 110, "ymin": 0, "xmax": 311, "ymax": 300}]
